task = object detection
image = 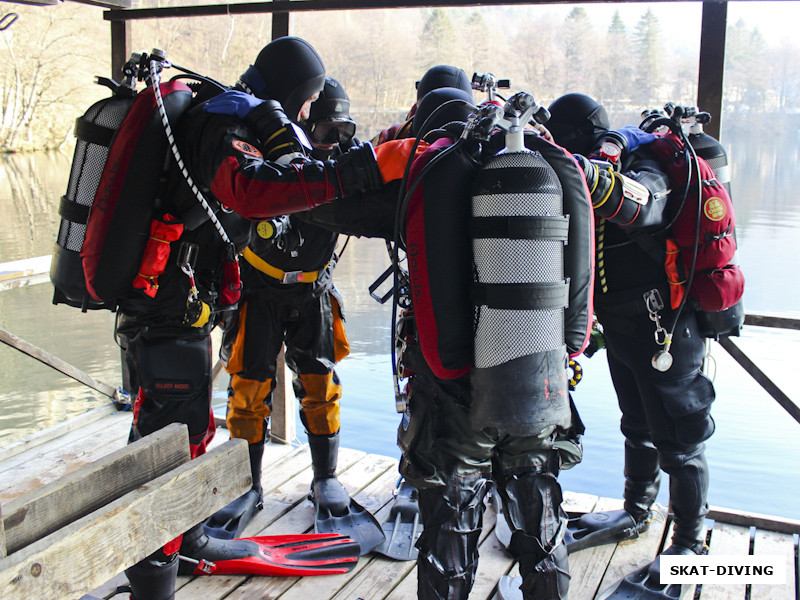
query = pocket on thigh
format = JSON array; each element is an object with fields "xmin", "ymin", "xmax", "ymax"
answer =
[
  {"xmin": 134, "ymin": 333, "xmax": 210, "ymax": 400},
  {"xmin": 654, "ymin": 372, "xmax": 716, "ymax": 445}
]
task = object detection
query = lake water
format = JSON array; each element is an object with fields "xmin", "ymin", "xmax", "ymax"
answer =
[{"xmin": 1, "ymin": 128, "xmax": 798, "ymax": 521}]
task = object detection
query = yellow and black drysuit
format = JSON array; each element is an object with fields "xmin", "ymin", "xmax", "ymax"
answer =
[{"xmin": 117, "ymin": 36, "xmax": 381, "ymax": 600}]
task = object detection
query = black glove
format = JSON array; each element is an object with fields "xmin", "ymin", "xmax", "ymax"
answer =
[
  {"xmin": 244, "ymin": 100, "xmax": 307, "ymax": 160},
  {"xmin": 574, "ymin": 154, "xmax": 615, "ymax": 210},
  {"xmin": 328, "ymin": 142, "xmax": 383, "ymax": 198}
]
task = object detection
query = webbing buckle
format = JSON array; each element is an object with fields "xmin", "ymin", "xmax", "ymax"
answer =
[{"xmin": 281, "ymin": 270, "xmax": 306, "ymax": 284}]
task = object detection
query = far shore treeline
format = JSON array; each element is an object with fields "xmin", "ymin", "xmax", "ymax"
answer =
[{"xmin": 1, "ymin": 3, "xmax": 798, "ymax": 153}]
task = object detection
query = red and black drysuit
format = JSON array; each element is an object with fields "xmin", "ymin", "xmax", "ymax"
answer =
[{"xmin": 119, "ymin": 105, "xmax": 355, "ymax": 456}]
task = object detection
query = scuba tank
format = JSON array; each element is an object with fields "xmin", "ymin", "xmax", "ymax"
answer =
[
  {"xmin": 50, "ymin": 54, "xmax": 140, "ymax": 310},
  {"xmin": 468, "ymin": 94, "xmax": 573, "ymax": 436}
]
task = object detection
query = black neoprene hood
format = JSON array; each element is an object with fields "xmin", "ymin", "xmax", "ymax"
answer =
[
  {"xmin": 416, "ymin": 65, "xmax": 473, "ymax": 102},
  {"xmin": 309, "ymin": 77, "xmax": 351, "ymax": 122},
  {"xmin": 413, "ymin": 87, "xmax": 474, "ymax": 138},
  {"xmin": 547, "ymin": 92, "xmax": 611, "ymax": 155},
  {"xmin": 243, "ymin": 36, "xmax": 326, "ymax": 120}
]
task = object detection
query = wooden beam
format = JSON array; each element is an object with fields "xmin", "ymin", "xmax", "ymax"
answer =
[
  {"xmin": 104, "ymin": 0, "xmax": 734, "ymax": 23},
  {"xmin": 272, "ymin": 0, "xmax": 290, "ymax": 38},
  {"xmin": 1, "ymin": 0, "xmax": 58, "ymax": 6},
  {"xmin": 708, "ymin": 505, "xmax": 800, "ymax": 535},
  {"xmin": 744, "ymin": 313, "xmax": 800, "ymax": 330},
  {"xmin": 0, "ymin": 327, "xmax": 120, "ymax": 401},
  {"xmin": 2, "ymin": 423, "xmax": 190, "ymax": 556},
  {"xmin": 73, "ymin": 0, "xmax": 131, "ymax": 7},
  {"xmin": 0, "ymin": 438, "xmax": 250, "ymax": 600},
  {"xmin": 718, "ymin": 337, "xmax": 800, "ymax": 426},
  {"xmin": 697, "ymin": 1, "xmax": 727, "ymax": 139},
  {"xmin": 110, "ymin": 19, "xmax": 131, "ymax": 81}
]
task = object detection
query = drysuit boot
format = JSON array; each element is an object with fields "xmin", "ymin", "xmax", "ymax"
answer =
[
  {"xmin": 307, "ymin": 430, "xmax": 385, "ymax": 555},
  {"xmin": 124, "ymin": 550, "xmax": 178, "ymax": 600},
  {"xmin": 309, "ymin": 431, "xmax": 340, "ymax": 482},
  {"xmin": 622, "ymin": 440, "xmax": 661, "ymax": 525},
  {"xmin": 648, "ymin": 449, "xmax": 709, "ymax": 585},
  {"xmin": 203, "ymin": 439, "xmax": 264, "ymax": 539}
]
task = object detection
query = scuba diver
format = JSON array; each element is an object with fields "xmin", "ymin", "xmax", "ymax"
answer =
[
  {"xmin": 546, "ymin": 93, "xmax": 716, "ymax": 599},
  {"xmin": 206, "ymin": 76, "xmax": 385, "ymax": 556},
  {"xmin": 303, "ymin": 84, "xmax": 595, "ymax": 600},
  {"xmin": 371, "ymin": 64, "xmax": 473, "ymax": 145},
  {"xmin": 116, "ymin": 37, "xmax": 382, "ymax": 600}
]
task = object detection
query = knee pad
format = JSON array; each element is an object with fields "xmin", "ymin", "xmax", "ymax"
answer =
[
  {"xmin": 499, "ymin": 471, "xmax": 567, "ymax": 558},
  {"xmin": 415, "ymin": 474, "xmax": 489, "ymax": 599}
]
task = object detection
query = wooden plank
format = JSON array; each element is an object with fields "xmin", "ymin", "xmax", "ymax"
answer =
[
  {"xmin": 708, "ymin": 505, "xmax": 800, "ymax": 535},
  {"xmin": 2, "ymin": 423, "xmax": 190, "ymax": 555},
  {"xmin": 750, "ymin": 529, "xmax": 796, "ymax": 599},
  {"xmin": 701, "ymin": 521, "xmax": 751, "ymax": 600},
  {"xmin": 0, "ymin": 402, "xmax": 121, "ymax": 464},
  {"xmin": 282, "ymin": 464, "xmax": 401, "ymax": 600},
  {"xmin": 0, "ymin": 438, "xmax": 250, "ymax": 600},
  {"xmin": 569, "ymin": 496, "xmax": 626, "ymax": 600},
  {"xmin": 0, "ymin": 413, "xmax": 132, "ymax": 502},
  {"xmin": 0, "ymin": 256, "xmax": 50, "ymax": 284}
]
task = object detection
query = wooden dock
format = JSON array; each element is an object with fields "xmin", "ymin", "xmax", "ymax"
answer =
[{"xmin": 0, "ymin": 405, "xmax": 797, "ymax": 600}]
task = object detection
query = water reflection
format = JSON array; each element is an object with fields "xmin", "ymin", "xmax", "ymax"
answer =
[{"xmin": 1, "ymin": 132, "xmax": 799, "ymax": 519}]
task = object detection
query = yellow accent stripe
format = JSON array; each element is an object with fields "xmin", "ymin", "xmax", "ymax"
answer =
[
  {"xmin": 243, "ymin": 247, "xmax": 322, "ymax": 283},
  {"xmin": 592, "ymin": 168, "xmax": 616, "ymax": 209}
]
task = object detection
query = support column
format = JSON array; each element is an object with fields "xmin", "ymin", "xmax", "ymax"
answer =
[{"xmin": 697, "ymin": 1, "xmax": 728, "ymax": 140}]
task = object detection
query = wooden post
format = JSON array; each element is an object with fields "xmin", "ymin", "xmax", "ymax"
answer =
[
  {"xmin": 271, "ymin": 0, "xmax": 290, "ymax": 39},
  {"xmin": 697, "ymin": 1, "xmax": 727, "ymax": 140},
  {"xmin": 271, "ymin": 346, "xmax": 296, "ymax": 444},
  {"xmin": 110, "ymin": 19, "xmax": 131, "ymax": 80}
]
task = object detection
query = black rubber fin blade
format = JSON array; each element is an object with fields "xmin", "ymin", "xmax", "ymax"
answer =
[
  {"xmin": 313, "ymin": 478, "xmax": 386, "ymax": 555},
  {"xmin": 374, "ymin": 479, "xmax": 423, "ymax": 561},
  {"xmin": 596, "ymin": 562, "xmax": 683, "ymax": 600},
  {"xmin": 564, "ymin": 509, "xmax": 644, "ymax": 554},
  {"xmin": 202, "ymin": 489, "xmax": 262, "ymax": 540}
]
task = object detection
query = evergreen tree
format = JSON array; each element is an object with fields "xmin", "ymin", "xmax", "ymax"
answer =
[
  {"xmin": 725, "ymin": 19, "xmax": 769, "ymax": 116},
  {"xmin": 417, "ymin": 8, "xmax": 460, "ymax": 74},
  {"xmin": 632, "ymin": 8, "xmax": 663, "ymax": 107},
  {"xmin": 560, "ymin": 7, "xmax": 596, "ymax": 93},
  {"xmin": 597, "ymin": 10, "xmax": 634, "ymax": 111},
  {"xmin": 462, "ymin": 10, "xmax": 493, "ymax": 77}
]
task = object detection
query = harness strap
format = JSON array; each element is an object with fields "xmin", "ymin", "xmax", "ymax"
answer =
[{"xmin": 243, "ymin": 247, "xmax": 327, "ymax": 284}]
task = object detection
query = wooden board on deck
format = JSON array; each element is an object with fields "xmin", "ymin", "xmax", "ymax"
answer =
[{"xmin": 0, "ymin": 438, "xmax": 250, "ymax": 600}]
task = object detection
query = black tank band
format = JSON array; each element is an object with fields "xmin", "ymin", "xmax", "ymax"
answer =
[
  {"xmin": 472, "ymin": 279, "xmax": 569, "ymax": 310},
  {"xmin": 471, "ymin": 215, "xmax": 570, "ymax": 241}
]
